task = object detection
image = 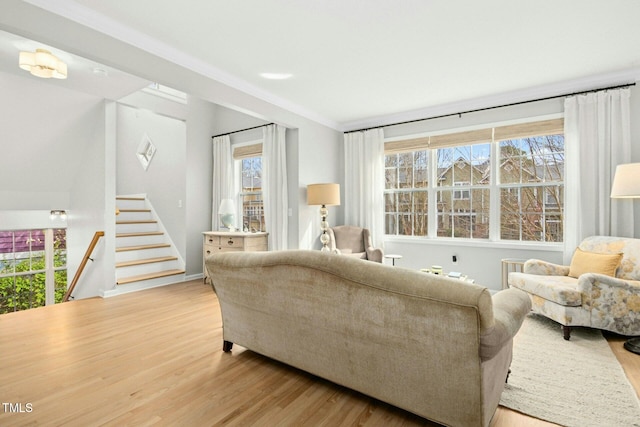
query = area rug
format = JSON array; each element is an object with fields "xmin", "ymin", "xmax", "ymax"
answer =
[{"xmin": 499, "ymin": 313, "xmax": 640, "ymax": 427}]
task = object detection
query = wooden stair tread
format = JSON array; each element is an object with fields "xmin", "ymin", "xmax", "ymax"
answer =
[
  {"xmin": 117, "ymin": 209, "xmax": 151, "ymax": 213},
  {"xmin": 116, "ymin": 196, "xmax": 145, "ymax": 201},
  {"xmin": 116, "ymin": 244, "xmax": 171, "ymax": 252},
  {"xmin": 116, "ymin": 231, "xmax": 164, "ymax": 238},
  {"xmin": 117, "ymin": 269, "xmax": 185, "ymax": 285},
  {"xmin": 116, "ymin": 256, "xmax": 178, "ymax": 268},
  {"xmin": 116, "ymin": 221, "xmax": 157, "ymax": 225}
]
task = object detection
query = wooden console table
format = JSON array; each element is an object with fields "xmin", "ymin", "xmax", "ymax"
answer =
[{"xmin": 203, "ymin": 231, "xmax": 268, "ymax": 283}]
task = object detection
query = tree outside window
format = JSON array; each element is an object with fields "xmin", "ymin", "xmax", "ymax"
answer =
[{"xmin": 383, "ymin": 122, "xmax": 564, "ymax": 243}]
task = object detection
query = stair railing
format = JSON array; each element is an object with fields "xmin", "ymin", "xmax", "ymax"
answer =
[{"xmin": 63, "ymin": 231, "xmax": 105, "ymax": 302}]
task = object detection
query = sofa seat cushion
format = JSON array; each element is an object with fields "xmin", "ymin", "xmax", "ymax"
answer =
[{"xmin": 509, "ymin": 273, "xmax": 582, "ymax": 306}]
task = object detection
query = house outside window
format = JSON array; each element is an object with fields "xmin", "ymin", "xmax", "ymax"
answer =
[
  {"xmin": 384, "ymin": 118, "xmax": 564, "ymax": 243},
  {"xmin": 239, "ymin": 156, "xmax": 265, "ymax": 232},
  {"xmin": 0, "ymin": 228, "xmax": 67, "ymax": 314}
]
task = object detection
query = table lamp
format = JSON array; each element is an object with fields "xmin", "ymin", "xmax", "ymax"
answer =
[
  {"xmin": 219, "ymin": 199, "xmax": 237, "ymax": 232},
  {"xmin": 307, "ymin": 183, "xmax": 340, "ymax": 251}
]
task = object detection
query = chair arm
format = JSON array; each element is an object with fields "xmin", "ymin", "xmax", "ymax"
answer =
[
  {"xmin": 480, "ymin": 288, "xmax": 531, "ymax": 360},
  {"xmin": 523, "ymin": 259, "xmax": 570, "ymax": 276},
  {"xmin": 366, "ymin": 246, "xmax": 383, "ymax": 263},
  {"xmin": 578, "ymin": 273, "xmax": 640, "ymax": 303}
]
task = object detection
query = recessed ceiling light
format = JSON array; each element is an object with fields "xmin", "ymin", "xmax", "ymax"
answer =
[{"xmin": 260, "ymin": 72, "xmax": 293, "ymax": 80}]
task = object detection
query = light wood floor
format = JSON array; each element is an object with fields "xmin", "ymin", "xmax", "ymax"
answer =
[{"xmin": 1, "ymin": 280, "xmax": 638, "ymax": 426}]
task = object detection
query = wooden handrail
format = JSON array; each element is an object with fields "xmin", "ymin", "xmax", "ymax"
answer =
[{"xmin": 63, "ymin": 231, "xmax": 105, "ymax": 302}]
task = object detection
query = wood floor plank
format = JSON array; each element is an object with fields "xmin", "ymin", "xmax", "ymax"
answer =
[{"xmin": 1, "ymin": 279, "xmax": 637, "ymax": 426}]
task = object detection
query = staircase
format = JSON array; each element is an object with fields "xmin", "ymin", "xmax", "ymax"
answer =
[{"xmin": 115, "ymin": 196, "xmax": 185, "ymax": 291}]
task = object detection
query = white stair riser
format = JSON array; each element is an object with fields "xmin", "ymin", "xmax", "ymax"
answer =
[
  {"xmin": 117, "ymin": 211, "xmax": 153, "ymax": 222},
  {"xmin": 116, "ymin": 260, "xmax": 181, "ymax": 278},
  {"xmin": 116, "ymin": 222, "xmax": 158, "ymax": 234},
  {"xmin": 116, "ymin": 198, "xmax": 146, "ymax": 209},
  {"xmin": 116, "ymin": 234, "xmax": 165, "ymax": 247},
  {"xmin": 116, "ymin": 273, "xmax": 185, "ymax": 290},
  {"xmin": 116, "ymin": 247, "xmax": 173, "ymax": 263}
]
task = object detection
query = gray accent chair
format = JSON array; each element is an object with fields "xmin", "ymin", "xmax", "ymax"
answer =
[{"xmin": 327, "ymin": 225, "xmax": 383, "ymax": 262}]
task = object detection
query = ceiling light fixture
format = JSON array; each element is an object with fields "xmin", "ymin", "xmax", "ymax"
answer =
[{"xmin": 19, "ymin": 48, "xmax": 67, "ymax": 79}]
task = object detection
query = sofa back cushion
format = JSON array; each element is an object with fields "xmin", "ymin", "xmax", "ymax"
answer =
[{"xmin": 579, "ymin": 236, "xmax": 640, "ymax": 281}]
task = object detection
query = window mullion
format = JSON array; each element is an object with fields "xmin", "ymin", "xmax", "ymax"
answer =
[
  {"xmin": 44, "ymin": 229, "xmax": 55, "ymax": 306},
  {"xmin": 489, "ymin": 136, "xmax": 501, "ymax": 241},
  {"xmin": 428, "ymin": 149, "xmax": 437, "ymax": 237}
]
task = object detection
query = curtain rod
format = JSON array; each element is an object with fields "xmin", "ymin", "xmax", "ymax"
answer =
[
  {"xmin": 345, "ymin": 82, "xmax": 636, "ymax": 134},
  {"xmin": 212, "ymin": 123, "xmax": 273, "ymax": 139}
]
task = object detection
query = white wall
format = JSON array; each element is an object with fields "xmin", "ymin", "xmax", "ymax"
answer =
[
  {"xmin": 185, "ymin": 96, "xmax": 217, "ymax": 276},
  {"xmin": 66, "ymin": 100, "xmax": 114, "ymax": 299},
  {"xmin": 0, "ymin": 71, "xmax": 103, "ymax": 209}
]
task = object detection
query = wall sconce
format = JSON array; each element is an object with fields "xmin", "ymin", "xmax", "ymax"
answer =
[
  {"xmin": 50, "ymin": 210, "xmax": 67, "ymax": 220},
  {"xmin": 19, "ymin": 49, "xmax": 67, "ymax": 79},
  {"xmin": 307, "ymin": 183, "xmax": 341, "ymax": 252}
]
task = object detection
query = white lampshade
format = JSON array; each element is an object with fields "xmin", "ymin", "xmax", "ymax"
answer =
[
  {"xmin": 611, "ymin": 163, "xmax": 640, "ymax": 198},
  {"xmin": 218, "ymin": 199, "xmax": 235, "ymax": 215},
  {"xmin": 307, "ymin": 183, "xmax": 340, "ymax": 206},
  {"xmin": 218, "ymin": 199, "xmax": 236, "ymax": 231}
]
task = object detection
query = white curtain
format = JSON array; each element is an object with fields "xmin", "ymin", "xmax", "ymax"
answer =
[
  {"xmin": 262, "ymin": 124, "xmax": 288, "ymax": 250},
  {"xmin": 563, "ymin": 88, "xmax": 633, "ymax": 263},
  {"xmin": 211, "ymin": 135, "xmax": 233, "ymax": 230},
  {"xmin": 344, "ymin": 128, "xmax": 385, "ymax": 247}
]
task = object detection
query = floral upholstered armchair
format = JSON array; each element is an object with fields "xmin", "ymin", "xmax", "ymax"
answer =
[{"xmin": 508, "ymin": 236, "xmax": 640, "ymax": 340}]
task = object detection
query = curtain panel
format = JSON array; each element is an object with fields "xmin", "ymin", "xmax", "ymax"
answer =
[
  {"xmin": 344, "ymin": 128, "xmax": 385, "ymax": 248},
  {"xmin": 211, "ymin": 135, "xmax": 233, "ymax": 231},
  {"xmin": 563, "ymin": 88, "xmax": 633, "ymax": 263},
  {"xmin": 262, "ymin": 124, "xmax": 288, "ymax": 250}
]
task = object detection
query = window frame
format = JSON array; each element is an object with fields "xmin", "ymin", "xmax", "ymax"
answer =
[
  {"xmin": 234, "ymin": 139, "xmax": 265, "ymax": 233},
  {"xmin": 383, "ymin": 116, "xmax": 564, "ymax": 245}
]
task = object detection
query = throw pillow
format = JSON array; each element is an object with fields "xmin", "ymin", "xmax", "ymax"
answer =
[{"xmin": 568, "ymin": 248, "xmax": 622, "ymax": 278}]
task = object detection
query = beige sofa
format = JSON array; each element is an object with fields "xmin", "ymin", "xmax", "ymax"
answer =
[{"xmin": 205, "ymin": 250, "xmax": 531, "ymax": 427}]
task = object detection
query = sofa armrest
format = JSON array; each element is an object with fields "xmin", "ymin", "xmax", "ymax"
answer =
[
  {"xmin": 366, "ymin": 246, "xmax": 383, "ymax": 263},
  {"xmin": 480, "ymin": 288, "xmax": 531, "ymax": 360},
  {"xmin": 523, "ymin": 259, "xmax": 570, "ymax": 276}
]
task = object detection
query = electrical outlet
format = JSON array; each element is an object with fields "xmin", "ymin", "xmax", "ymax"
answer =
[{"xmin": 452, "ymin": 255, "xmax": 458, "ymax": 264}]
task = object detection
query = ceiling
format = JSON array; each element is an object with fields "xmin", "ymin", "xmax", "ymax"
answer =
[{"xmin": 6, "ymin": 0, "xmax": 640, "ymax": 131}]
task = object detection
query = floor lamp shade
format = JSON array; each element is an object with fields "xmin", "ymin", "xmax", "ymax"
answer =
[
  {"xmin": 610, "ymin": 162, "xmax": 640, "ymax": 355},
  {"xmin": 307, "ymin": 183, "xmax": 341, "ymax": 206},
  {"xmin": 611, "ymin": 163, "xmax": 640, "ymax": 198}
]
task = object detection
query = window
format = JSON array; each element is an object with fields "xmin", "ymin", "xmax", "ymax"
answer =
[
  {"xmin": 233, "ymin": 142, "xmax": 265, "ymax": 233},
  {"xmin": 384, "ymin": 118, "xmax": 564, "ymax": 242},
  {"xmin": 239, "ymin": 156, "xmax": 265, "ymax": 232},
  {"xmin": 499, "ymin": 135, "xmax": 564, "ymax": 242},
  {"xmin": 0, "ymin": 229, "xmax": 67, "ymax": 314},
  {"xmin": 385, "ymin": 151, "xmax": 428, "ymax": 236}
]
